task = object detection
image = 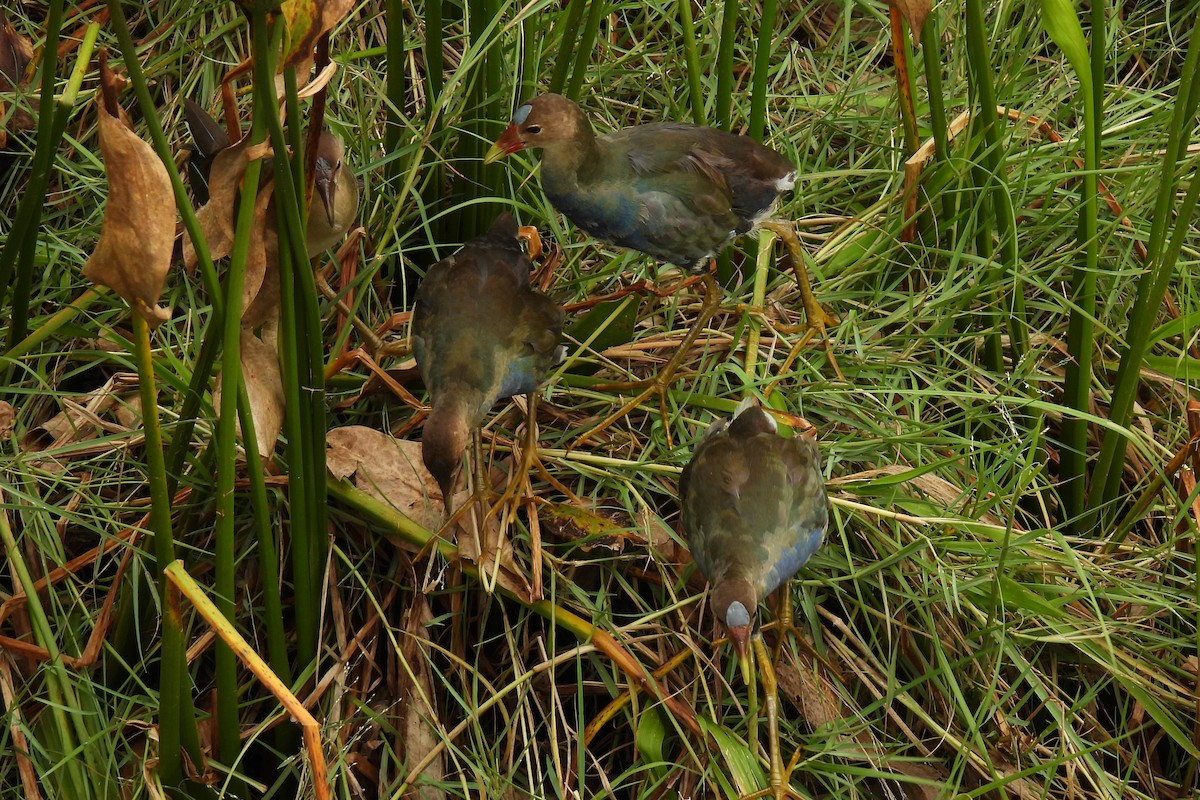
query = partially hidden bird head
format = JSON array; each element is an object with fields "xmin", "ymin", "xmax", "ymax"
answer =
[
  {"xmin": 314, "ymin": 132, "xmax": 346, "ymax": 227},
  {"xmin": 421, "ymin": 400, "xmax": 472, "ymax": 512},
  {"xmin": 710, "ymin": 574, "xmax": 756, "ymax": 676},
  {"xmin": 485, "ymin": 94, "xmax": 590, "ymax": 164}
]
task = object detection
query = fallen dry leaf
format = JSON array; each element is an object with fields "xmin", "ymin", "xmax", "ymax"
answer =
[
  {"xmin": 19, "ymin": 374, "xmax": 143, "ymax": 471},
  {"xmin": 280, "ymin": 0, "xmax": 355, "ymax": 69},
  {"xmin": 213, "ymin": 321, "xmax": 285, "ymax": 459},
  {"xmin": 891, "ymin": 0, "xmax": 930, "ymax": 45},
  {"xmin": 0, "ymin": 400, "xmax": 14, "ymax": 438},
  {"xmin": 183, "ymin": 137, "xmax": 273, "ymax": 271},
  {"xmin": 82, "ymin": 54, "xmax": 173, "ymax": 326},
  {"xmin": 396, "ymin": 595, "xmax": 447, "ymax": 800},
  {"xmin": 325, "ymin": 425, "xmax": 445, "ymax": 532},
  {"xmin": 0, "ymin": 9, "xmax": 35, "ymax": 146},
  {"xmin": 241, "ymin": 183, "xmax": 280, "ymax": 328}
]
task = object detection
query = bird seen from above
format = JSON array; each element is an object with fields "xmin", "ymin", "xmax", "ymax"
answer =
[
  {"xmin": 485, "ymin": 94, "xmax": 841, "ymax": 442},
  {"xmin": 682, "ymin": 398, "xmax": 827, "ymax": 663},
  {"xmin": 681, "ymin": 398, "xmax": 828, "ymax": 798},
  {"xmin": 412, "ymin": 212, "xmax": 565, "ymax": 511}
]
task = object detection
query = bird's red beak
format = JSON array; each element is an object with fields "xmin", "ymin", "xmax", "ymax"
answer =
[
  {"xmin": 728, "ymin": 624, "xmax": 752, "ymax": 684},
  {"xmin": 484, "ymin": 123, "xmax": 525, "ymax": 164}
]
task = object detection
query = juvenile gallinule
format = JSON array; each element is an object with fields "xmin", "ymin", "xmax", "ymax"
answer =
[
  {"xmin": 681, "ymin": 398, "xmax": 828, "ymax": 799},
  {"xmin": 182, "ymin": 99, "xmax": 358, "ymax": 256},
  {"xmin": 306, "ymin": 132, "xmax": 359, "ymax": 255},
  {"xmin": 485, "ymin": 94, "xmax": 839, "ymax": 442},
  {"xmin": 412, "ymin": 212, "xmax": 565, "ymax": 511}
]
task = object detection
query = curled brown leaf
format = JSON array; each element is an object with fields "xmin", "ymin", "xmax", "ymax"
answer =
[
  {"xmin": 280, "ymin": 0, "xmax": 355, "ymax": 70},
  {"xmin": 82, "ymin": 55, "xmax": 173, "ymax": 326}
]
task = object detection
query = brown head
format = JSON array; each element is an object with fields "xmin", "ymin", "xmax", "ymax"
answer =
[
  {"xmin": 484, "ymin": 94, "xmax": 593, "ymax": 164},
  {"xmin": 710, "ymin": 575, "xmax": 757, "ymax": 680},
  {"xmin": 314, "ymin": 132, "xmax": 346, "ymax": 227},
  {"xmin": 421, "ymin": 401, "xmax": 472, "ymax": 513}
]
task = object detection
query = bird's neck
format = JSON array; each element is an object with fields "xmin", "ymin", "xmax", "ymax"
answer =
[
  {"xmin": 539, "ymin": 126, "xmax": 602, "ymax": 194},
  {"xmin": 429, "ymin": 383, "xmax": 489, "ymax": 430}
]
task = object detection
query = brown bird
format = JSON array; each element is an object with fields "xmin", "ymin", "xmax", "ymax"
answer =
[
  {"xmin": 681, "ymin": 398, "xmax": 828, "ymax": 799},
  {"xmin": 411, "ymin": 212, "xmax": 565, "ymax": 510},
  {"xmin": 305, "ymin": 132, "xmax": 358, "ymax": 256},
  {"xmin": 485, "ymin": 94, "xmax": 840, "ymax": 442},
  {"xmin": 182, "ymin": 99, "xmax": 358, "ymax": 257}
]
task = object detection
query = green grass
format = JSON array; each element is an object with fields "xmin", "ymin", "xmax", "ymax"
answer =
[{"xmin": 1, "ymin": 1, "xmax": 1199, "ymax": 798}]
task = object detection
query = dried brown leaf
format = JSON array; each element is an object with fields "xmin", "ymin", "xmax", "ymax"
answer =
[
  {"xmin": 280, "ymin": 0, "xmax": 355, "ymax": 69},
  {"xmin": 213, "ymin": 322, "xmax": 285, "ymax": 459},
  {"xmin": 325, "ymin": 425, "xmax": 445, "ymax": 532},
  {"xmin": 241, "ymin": 183, "xmax": 280, "ymax": 327},
  {"xmin": 0, "ymin": 9, "xmax": 34, "ymax": 144},
  {"xmin": 396, "ymin": 595, "xmax": 446, "ymax": 800},
  {"xmin": 183, "ymin": 138, "xmax": 273, "ymax": 271},
  {"xmin": 775, "ymin": 651, "xmax": 842, "ymax": 732},
  {"xmin": 82, "ymin": 61, "xmax": 173, "ymax": 326},
  {"xmin": 891, "ymin": 0, "xmax": 930, "ymax": 45},
  {"xmin": 19, "ymin": 374, "xmax": 142, "ymax": 470},
  {"xmin": 0, "ymin": 10, "xmax": 32, "ymax": 88},
  {"xmin": 0, "ymin": 400, "xmax": 14, "ymax": 438}
]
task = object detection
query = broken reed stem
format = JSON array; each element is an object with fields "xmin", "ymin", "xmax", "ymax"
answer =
[{"xmin": 165, "ymin": 562, "xmax": 331, "ymax": 800}]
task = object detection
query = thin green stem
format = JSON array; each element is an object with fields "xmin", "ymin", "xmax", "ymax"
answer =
[
  {"xmin": 1088, "ymin": 19, "xmax": 1200, "ymax": 517},
  {"xmin": 1, "ymin": 0, "xmax": 65, "ymax": 352},
  {"xmin": 549, "ymin": 0, "xmax": 588, "ymax": 96},
  {"xmin": 132, "ymin": 312, "xmax": 190, "ymax": 793},
  {"xmin": 921, "ymin": 9, "xmax": 957, "ymax": 225},
  {"xmin": 211, "ymin": 118, "xmax": 263, "ymax": 796},
  {"xmin": 714, "ymin": 0, "xmax": 738, "ymax": 131},
  {"xmin": 565, "ymin": 0, "xmax": 607, "ymax": 101},
  {"xmin": 385, "ymin": 0, "xmax": 405, "ymax": 184},
  {"xmin": 749, "ymin": 0, "xmax": 778, "ymax": 141},
  {"xmin": 678, "ymin": 0, "xmax": 705, "ymax": 125}
]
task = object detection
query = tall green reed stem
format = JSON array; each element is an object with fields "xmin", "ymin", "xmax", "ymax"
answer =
[
  {"xmin": 565, "ymin": 0, "xmax": 607, "ymax": 101},
  {"xmin": 103, "ymin": 0, "xmax": 207, "ymax": 784},
  {"xmin": 1088, "ymin": 22, "xmax": 1200, "ymax": 518},
  {"xmin": 963, "ymin": 0, "xmax": 1025, "ymax": 371},
  {"xmin": 0, "ymin": 0, "xmax": 65, "ymax": 353},
  {"xmin": 676, "ymin": 0, "xmax": 705, "ymax": 124},
  {"xmin": 249, "ymin": 10, "xmax": 325, "ymax": 671},
  {"xmin": 714, "ymin": 0, "xmax": 737, "ymax": 131},
  {"xmin": 385, "ymin": 0, "xmax": 405, "ymax": 184},
  {"xmin": 548, "ymin": 0, "xmax": 588, "ymax": 95},
  {"xmin": 1041, "ymin": 0, "xmax": 1098, "ymax": 531},
  {"xmin": 921, "ymin": 11, "xmax": 957, "ymax": 224},
  {"xmin": 748, "ymin": 0, "xmax": 778, "ymax": 142},
  {"xmin": 210, "ymin": 113, "xmax": 265, "ymax": 796}
]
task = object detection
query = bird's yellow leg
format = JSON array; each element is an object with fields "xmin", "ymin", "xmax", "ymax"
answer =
[
  {"xmin": 486, "ymin": 392, "xmax": 547, "ymax": 597},
  {"xmin": 574, "ymin": 272, "xmax": 722, "ymax": 450},
  {"xmin": 758, "ymin": 219, "xmax": 843, "ymax": 382},
  {"xmin": 751, "ymin": 635, "xmax": 802, "ymax": 800}
]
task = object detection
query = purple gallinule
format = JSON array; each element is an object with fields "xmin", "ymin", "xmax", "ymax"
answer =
[
  {"xmin": 485, "ymin": 94, "xmax": 840, "ymax": 443},
  {"xmin": 412, "ymin": 212, "xmax": 565, "ymax": 511},
  {"xmin": 681, "ymin": 398, "xmax": 828, "ymax": 799}
]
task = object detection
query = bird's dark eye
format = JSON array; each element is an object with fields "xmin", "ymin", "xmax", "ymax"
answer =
[
  {"xmin": 335, "ymin": 159, "xmax": 343, "ymax": 170},
  {"xmin": 525, "ymin": 124, "xmax": 542, "ymax": 135}
]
